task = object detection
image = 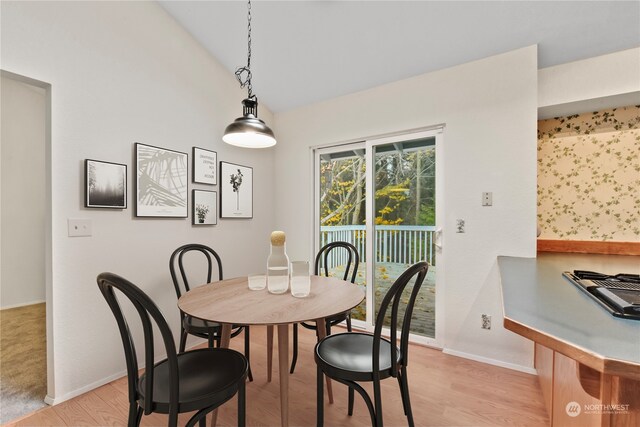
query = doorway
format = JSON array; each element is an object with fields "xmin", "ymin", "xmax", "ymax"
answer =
[
  {"xmin": 313, "ymin": 128, "xmax": 443, "ymax": 348},
  {"xmin": 0, "ymin": 70, "xmax": 52, "ymax": 423}
]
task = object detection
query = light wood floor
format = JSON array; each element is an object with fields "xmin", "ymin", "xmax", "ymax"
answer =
[{"xmin": 4, "ymin": 325, "xmax": 549, "ymax": 426}]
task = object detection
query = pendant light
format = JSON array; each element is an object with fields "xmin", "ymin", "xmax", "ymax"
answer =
[{"xmin": 223, "ymin": 0, "xmax": 276, "ymax": 148}]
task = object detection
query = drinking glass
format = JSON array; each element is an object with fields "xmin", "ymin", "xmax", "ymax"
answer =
[
  {"xmin": 248, "ymin": 274, "xmax": 266, "ymax": 290},
  {"xmin": 290, "ymin": 261, "xmax": 311, "ymax": 298}
]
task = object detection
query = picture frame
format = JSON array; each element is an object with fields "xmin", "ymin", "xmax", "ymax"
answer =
[
  {"xmin": 192, "ymin": 190, "xmax": 217, "ymax": 225},
  {"xmin": 220, "ymin": 161, "xmax": 253, "ymax": 219},
  {"xmin": 85, "ymin": 159, "xmax": 127, "ymax": 209},
  {"xmin": 135, "ymin": 143, "xmax": 188, "ymax": 218},
  {"xmin": 192, "ymin": 147, "xmax": 217, "ymax": 185}
]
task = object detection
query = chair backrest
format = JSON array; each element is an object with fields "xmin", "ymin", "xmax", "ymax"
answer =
[
  {"xmin": 97, "ymin": 272, "xmax": 179, "ymax": 416},
  {"xmin": 169, "ymin": 243, "xmax": 223, "ymax": 299},
  {"xmin": 314, "ymin": 241, "xmax": 360, "ymax": 283},
  {"xmin": 372, "ymin": 261, "xmax": 429, "ymax": 378}
]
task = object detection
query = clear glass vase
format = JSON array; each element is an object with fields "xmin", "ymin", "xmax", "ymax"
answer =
[{"xmin": 267, "ymin": 231, "xmax": 289, "ymax": 294}]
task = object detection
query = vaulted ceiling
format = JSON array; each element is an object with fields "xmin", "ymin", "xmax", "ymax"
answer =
[{"xmin": 159, "ymin": 1, "xmax": 640, "ymax": 113}]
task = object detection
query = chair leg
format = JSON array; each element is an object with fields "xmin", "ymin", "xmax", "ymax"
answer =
[
  {"xmin": 346, "ymin": 313, "xmax": 352, "ymax": 332},
  {"xmin": 317, "ymin": 365, "xmax": 324, "ymax": 427},
  {"xmin": 348, "ymin": 386, "xmax": 354, "ymax": 416},
  {"xmin": 290, "ymin": 323, "xmax": 298, "ymax": 374},
  {"xmin": 179, "ymin": 328, "xmax": 188, "ymax": 353},
  {"xmin": 168, "ymin": 410, "xmax": 178, "ymax": 427},
  {"xmin": 198, "ymin": 414, "xmax": 206, "ymax": 427},
  {"xmin": 373, "ymin": 378, "xmax": 383, "ymax": 427},
  {"xmin": 128, "ymin": 403, "xmax": 141, "ymax": 427},
  {"xmin": 337, "ymin": 378, "xmax": 376, "ymax": 426},
  {"xmin": 399, "ymin": 368, "xmax": 414, "ymax": 427},
  {"xmin": 245, "ymin": 326, "xmax": 253, "ymax": 382},
  {"xmin": 207, "ymin": 333, "xmax": 215, "ymax": 348},
  {"xmin": 397, "ymin": 375, "xmax": 408, "ymax": 415},
  {"xmin": 238, "ymin": 376, "xmax": 246, "ymax": 427}
]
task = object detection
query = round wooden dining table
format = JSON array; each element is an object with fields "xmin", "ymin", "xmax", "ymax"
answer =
[{"xmin": 177, "ymin": 275, "xmax": 364, "ymax": 427}]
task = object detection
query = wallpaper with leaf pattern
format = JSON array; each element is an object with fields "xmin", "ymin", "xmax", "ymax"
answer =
[{"xmin": 537, "ymin": 106, "xmax": 640, "ymax": 241}]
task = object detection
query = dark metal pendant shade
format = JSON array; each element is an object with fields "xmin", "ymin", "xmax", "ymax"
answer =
[{"xmin": 223, "ymin": 98, "xmax": 276, "ymax": 148}]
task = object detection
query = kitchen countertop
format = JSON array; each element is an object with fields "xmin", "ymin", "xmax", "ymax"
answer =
[{"xmin": 498, "ymin": 252, "xmax": 640, "ymax": 379}]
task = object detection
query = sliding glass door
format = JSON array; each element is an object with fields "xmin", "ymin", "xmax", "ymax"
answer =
[
  {"xmin": 315, "ymin": 143, "xmax": 367, "ymax": 321},
  {"xmin": 314, "ymin": 129, "xmax": 442, "ymax": 347}
]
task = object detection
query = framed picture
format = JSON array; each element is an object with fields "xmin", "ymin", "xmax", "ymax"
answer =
[
  {"xmin": 192, "ymin": 147, "xmax": 217, "ymax": 185},
  {"xmin": 85, "ymin": 159, "xmax": 127, "ymax": 209},
  {"xmin": 192, "ymin": 190, "xmax": 217, "ymax": 225},
  {"xmin": 220, "ymin": 161, "xmax": 253, "ymax": 219},
  {"xmin": 135, "ymin": 143, "xmax": 188, "ymax": 218}
]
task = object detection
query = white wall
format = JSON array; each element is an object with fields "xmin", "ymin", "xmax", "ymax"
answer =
[
  {"xmin": 538, "ymin": 47, "xmax": 640, "ymax": 118},
  {"xmin": 539, "ymin": 47, "xmax": 640, "ymax": 107},
  {"xmin": 1, "ymin": 1, "xmax": 276, "ymax": 403},
  {"xmin": 274, "ymin": 46, "xmax": 539, "ymax": 371},
  {"xmin": 0, "ymin": 76, "xmax": 46, "ymax": 309}
]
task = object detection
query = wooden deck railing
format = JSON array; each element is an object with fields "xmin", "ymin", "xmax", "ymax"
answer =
[{"xmin": 320, "ymin": 225, "xmax": 436, "ymax": 267}]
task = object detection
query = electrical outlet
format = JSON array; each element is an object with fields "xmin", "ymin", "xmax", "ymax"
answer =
[
  {"xmin": 456, "ymin": 219, "xmax": 465, "ymax": 233},
  {"xmin": 481, "ymin": 314, "xmax": 491, "ymax": 330},
  {"xmin": 482, "ymin": 192, "xmax": 492, "ymax": 206}
]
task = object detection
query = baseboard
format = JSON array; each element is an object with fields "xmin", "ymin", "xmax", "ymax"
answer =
[
  {"xmin": 42, "ymin": 338, "xmax": 204, "ymax": 406},
  {"xmin": 0, "ymin": 300, "xmax": 45, "ymax": 310},
  {"xmin": 443, "ymin": 348, "xmax": 537, "ymax": 375},
  {"xmin": 44, "ymin": 369, "xmax": 127, "ymax": 405}
]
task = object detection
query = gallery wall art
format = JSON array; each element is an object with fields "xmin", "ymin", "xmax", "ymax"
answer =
[
  {"xmin": 85, "ymin": 159, "xmax": 127, "ymax": 209},
  {"xmin": 220, "ymin": 161, "xmax": 253, "ymax": 219},
  {"xmin": 193, "ymin": 189, "xmax": 217, "ymax": 225},
  {"xmin": 135, "ymin": 143, "xmax": 188, "ymax": 218},
  {"xmin": 192, "ymin": 147, "xmax": 217, "ymax": 185}
]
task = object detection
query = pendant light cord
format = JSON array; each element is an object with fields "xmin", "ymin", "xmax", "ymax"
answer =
[{"xmin": 234, "ymin": 0, "xmax": 254, "ymax": 99}]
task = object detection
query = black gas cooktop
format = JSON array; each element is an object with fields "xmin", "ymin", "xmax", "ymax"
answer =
[{"xmin": 563, "ymin": 270, "xmax": 640, "ymax": 320}]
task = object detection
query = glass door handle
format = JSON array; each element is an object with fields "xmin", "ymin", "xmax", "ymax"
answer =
[{"xmin": 434, "ymin": 228, "xmax": 443, "ymax": 249}]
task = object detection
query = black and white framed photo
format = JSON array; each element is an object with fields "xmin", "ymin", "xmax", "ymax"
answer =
[
  {"xmin": 192, "ymin": 147, "xmax": 217, "ymax": 185},
  {"xmin": 192, "ymin": 190, "xmax": 217, "ymax": 225},
  {"xmin": 85, "ymin": 159, "xmax": 127, "ymax": 209},
  {"xmin": 220, "ymin": 161, "xmax": 253, "ymax": 219},
  {"xmin": 135, "ymin": 143, "xmax": 188, "ymax": 218}
]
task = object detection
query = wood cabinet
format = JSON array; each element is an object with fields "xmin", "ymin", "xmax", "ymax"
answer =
[{"xmin": 534, "ymin": 343, "xmax": 639, "ymax": 427}]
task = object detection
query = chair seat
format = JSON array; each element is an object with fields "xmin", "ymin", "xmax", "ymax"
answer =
[
  {"xmin": 183, "ymin": 316, "xmax": 245, "ymax": 341},
  {"xmin": 139, "ymin": 348, "xmax": 248, "ymax": 414},
  {"xmin": 300, "ymin": 310, "xmax": 349, "ymax": 330},
  {"xmin": 183, "ymin": 315, "xmax": 221, "ymax": 335},
  {"xmin": 315, "ymin": 332, "xmax": 401, "ymax": 382}
]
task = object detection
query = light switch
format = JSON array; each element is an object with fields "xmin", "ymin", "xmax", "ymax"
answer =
[
  {"xmin": 68, "ymin": 219, "xmax": 92, "ymax": 237},
  {"xmin": 482, "ymin": 192, "xmax": 492, "ymax": 206}
]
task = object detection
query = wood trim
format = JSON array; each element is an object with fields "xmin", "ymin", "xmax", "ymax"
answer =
[
  {"xmin": 504, "ymin": 317, "xmax": 640, "ymax": 381},
  {"xmin": 537, "ymin": 240, "xmax": 640, "ymax": 256}
]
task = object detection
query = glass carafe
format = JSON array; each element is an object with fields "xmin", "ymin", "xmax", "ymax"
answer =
[{"xmin": 267, "ymin": 231, "xmax": 289, "ymax": 294}]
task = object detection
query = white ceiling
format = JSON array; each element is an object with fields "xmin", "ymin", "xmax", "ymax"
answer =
[{"xmin": 159, "ymin": 1, "xmax": 640, "ymax": 113}]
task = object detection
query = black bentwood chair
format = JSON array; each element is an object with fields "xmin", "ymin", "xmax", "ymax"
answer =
[
  {"xmin": 315, "ymin": 261, "xmax": 429, "ymax": 427},
  {"xmin": 170, "ymin": 244, "xmax": 253, "ymax": 381},
  {"xmin": 290, "ymin": 241, "xmax": 360, "ymax": 374},
  {"xmin": 97, "ymin": 272, "xmax": 248, "ymax": 427}
]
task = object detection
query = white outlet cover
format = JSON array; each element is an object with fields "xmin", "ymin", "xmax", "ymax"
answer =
[{"xmin": 68, "ymin": 218, "xmax": 92, "ymax": 237}]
